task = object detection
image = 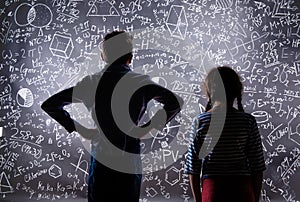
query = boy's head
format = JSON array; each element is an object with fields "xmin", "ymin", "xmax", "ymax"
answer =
[{"xmin": 101, "ymin": 30, "xmax": 133, "ymax": 64}]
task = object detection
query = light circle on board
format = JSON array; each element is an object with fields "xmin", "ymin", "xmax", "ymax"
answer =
[
  {"xmin": 16, "ymin": 88, "xmax": 34, "ymax": 108},
  {"xmin": 151, "ymin": 76, "xmax": 168, "ymax": 88}
]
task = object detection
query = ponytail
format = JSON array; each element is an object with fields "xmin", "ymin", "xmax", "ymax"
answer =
[{"xmin": 237, "ymin": 95, "xmax": 244, "ymax": 112}]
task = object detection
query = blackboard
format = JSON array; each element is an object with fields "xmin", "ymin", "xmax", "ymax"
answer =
[{"xmin": 0, "ymin": 0, "xmax": 299, "ymax": 201}]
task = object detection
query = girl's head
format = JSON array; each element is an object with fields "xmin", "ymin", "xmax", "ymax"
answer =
[{"xmin": 204, "ymin": 66, "xmax": 244, "ymax": 112}]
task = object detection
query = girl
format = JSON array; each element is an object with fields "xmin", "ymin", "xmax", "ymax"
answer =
[{"xmin": 185, "ymin": 66, "xmax": 266, "ymax": 202}]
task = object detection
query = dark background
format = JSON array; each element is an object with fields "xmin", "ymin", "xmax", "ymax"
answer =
[{"xmin": 0, "ymin": 0, "xmax": 299, "ymax": 201}]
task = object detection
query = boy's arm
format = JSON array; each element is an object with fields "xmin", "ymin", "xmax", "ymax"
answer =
[
  {"xmin": 41, "ymin": 87, "xmax": 97, "ymax": 140},
  {"xmin": 41, "ymin": 87, "xmax": 77, "ymax": 133},
  {"xmin": 147, "ymin": 84, "xmax": 184, "ymax": 130}
]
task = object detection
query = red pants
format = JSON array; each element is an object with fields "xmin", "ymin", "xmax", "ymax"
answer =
[{"xmin": 201, "ymin": 176, "xmax": 255, "ymax": 202}]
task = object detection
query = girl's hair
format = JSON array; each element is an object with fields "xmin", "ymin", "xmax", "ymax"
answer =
[{"xmin": 204, "ymin": 66, "xmax": 244, "ymax": 112}]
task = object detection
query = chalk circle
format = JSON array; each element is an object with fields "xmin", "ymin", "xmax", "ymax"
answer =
[
  {"xmin": 151, "ymin": 76, "xmax": 168, "ymax": 88},
  {"xmin": 251, "ymin": 110, "xmax": 269, "ymax": 123},
  {"xmin": 14, "ymin": 3, "xmax": 53, "ymax": 28},
  {"xmin": 14, "ymin": 3, "xmax": 32, "ymax": 26},
  {"xmin": 16, "ymin": 88, "xmax": 34, "ymax": 108},
  {"xmin": 29, "ymin": 4, "xmax": 53, "ymax": 28}
]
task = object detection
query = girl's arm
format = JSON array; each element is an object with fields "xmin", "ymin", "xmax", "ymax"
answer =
[
  {"xmin": 189, "ymin": 174, "xmax": 202, "ymax": 202},
  {"xmin": 251, "ymin": 171, "xmax": 263, "ymax": 202}
]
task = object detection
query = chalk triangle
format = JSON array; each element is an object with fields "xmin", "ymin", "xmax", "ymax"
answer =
[
  {"xmin": 233, "ymin": 22, "xmax": 247, "ymax": 37},
  {"xmin": 0, "ymin": 172, "xmax": 13, "ymax": 194},
  {"xmin": 87, "ymin": 0, "xmax": 120, "ymax": 17}
]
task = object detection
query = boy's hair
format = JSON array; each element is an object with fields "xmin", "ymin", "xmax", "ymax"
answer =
[
  {"xmin": 204, "ymin": 66, "xmax": 244, "ymax": 112},
  {"xmin": 102, "ymin": 30, "xmax": 133, "ymax": 64}
]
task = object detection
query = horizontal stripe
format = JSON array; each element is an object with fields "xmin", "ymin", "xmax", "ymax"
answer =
[{"xmin": 185, "ymin": 110, "xmax": 266, "ymax": 176}]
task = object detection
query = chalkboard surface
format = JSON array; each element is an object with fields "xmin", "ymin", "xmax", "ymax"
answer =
[{"xmin": 0, "ymin": 0, "xmax": 299, "ymax": 201}]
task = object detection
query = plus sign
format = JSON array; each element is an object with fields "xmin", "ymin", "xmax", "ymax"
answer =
[{"xmin": 0, "ymin": 8, "xmax": 5, "ymax": 15}]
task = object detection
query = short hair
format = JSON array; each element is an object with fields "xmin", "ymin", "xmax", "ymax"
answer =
[
  {"xmin": 204, "ymin": 66, "xmax": 244, "ymax": 112},
  {"xmin": 102, "ymin": 30, "xmax": 133, "ymax": 64}
]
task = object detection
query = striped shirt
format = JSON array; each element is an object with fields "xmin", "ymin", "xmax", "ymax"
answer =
[{"xmin": 185, "ymin": 108, "xmax": 266, "ymax": 177}]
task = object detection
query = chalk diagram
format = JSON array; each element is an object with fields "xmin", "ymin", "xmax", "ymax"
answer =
[
  {"xmin": 288, "ymin": 116, "xmax": 300, "ymax": 146},
  {"xmin": 272, "ymin": 0, "xmax": 291, "ymax": 18},
  {"xmin": 145, "ymin": 187, "xmax": 158, "ymax": 198},
  {"xmin": 165, "ymin": 166, "xmax": 180, "ymax": 186},
  {"xmin": 232, "ymin": 22, "xmax": 247, "ymax": 38},
  {"xmin": 166, "ymin": 5, "xmax": 188, "ymax": 40},
  {"xmin": 87, "ymin": 0, "xmax": 120, "ymax": 17},
  {"xmin": 48, "ymin": 164, "xmax": 63, "ymax": 179},
  {"xmin": 0, "ymin": 172, "xmax": 13, "ymax": 196},
  {"xmin": 14, "ymin": 3, "xmax": 53, "ymax": 36},
  {"xmin": 49, "ymin": 32, "xmax": 74, "ymax": 59},
  {"xmin": 225, "ymin": 31, "xmax": 269, "ymax": 57},
  {"xmin": 16, "ymin": 88, "xmax": 34, "ymax": 108},
  {"xmin": 70, "ymin": 148, "xmax": 89, "ymax": 184},
  {"xmin": 251, "ymin": 111, "xmax": 270, "ymax": 123}
]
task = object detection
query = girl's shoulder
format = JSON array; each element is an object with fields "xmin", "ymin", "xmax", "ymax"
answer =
[
  {"xmin": 225, "ymin": 110, "xmax": 258, "ymax": 126},
  {"xmin": 195, "ymin": 109, "xmax": 256, "ymax": 122},
  {"xmin": 194, "ymin": 112, "xmax": 212, "ymax": 124}
]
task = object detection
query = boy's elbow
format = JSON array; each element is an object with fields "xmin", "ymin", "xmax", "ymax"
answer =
[
  {"xmin": 170, "ymin": 96, "xmax": 183, "ymax": 116},
  {"xmin": 41, "ymin": 101, "xmax": 47, "ymax": 111},
  {"xmin": 41, "ymin": 99, "xmax": 52, "ymax": 112},
  {"xmin": 176, "ymin": 95, "xmax": 184, "ymax": 110}
]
